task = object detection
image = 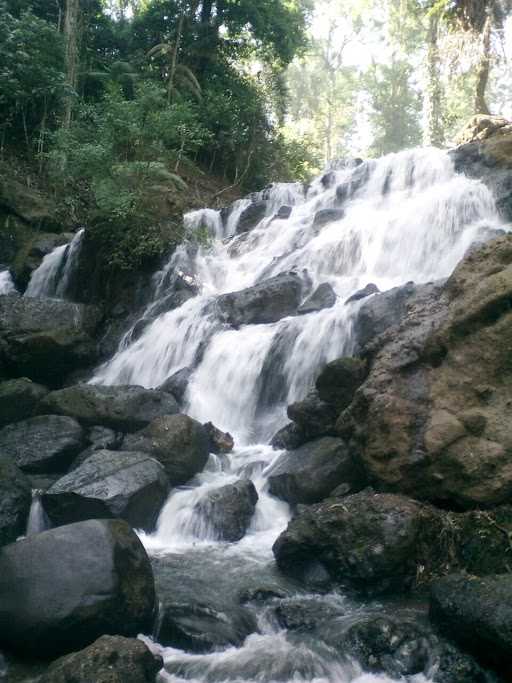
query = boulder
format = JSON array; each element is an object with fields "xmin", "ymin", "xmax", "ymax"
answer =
[
  {"xmin": 40, "ymin": 383, "xmax": 178, "ymax": 432},
  {"xmin": 158, "ymin": 366, "xmax": 192, "ymax": 404},
  {"xmin": 42, "ymin": 450, "xmax": 169, "ymax": 531},
  {"xmin": 0, "ymin": 295, "xmax": 101, "ymax": 385},
  {"xmin": 297, "ymin": 283, "xmax": 336, "ymax": 314},
  {"xmin": 430, "ymin": 573, "xmax": 512, "ymax": 673},
  {"xmin": 270, "ymin": 422, "xmax": 306, "ymax": 450},
  {"xmin": 204, "ymin": 421, "xmax": 234, "ymax": 454},
  {"xmin": 315, "ymin": 357, "xmax": 366, "ymax": 411},
  {"xmin": 0, "ymin": 519, "xmax": 155, "ymax": 658},
  {"xmin": 276, "ymin": 205, "xmax": 292, "ymax": 219},
  {"xmin": 216, "ymin": 272, "xmax": 303, "ymax": 326},
  {"xmin": 312, "ymin": 208, "xmax": 344, "ymax": 230},
  {"xmin": 194, "ymin": 479, "xmax": 258, "ymax": 542},
  {"xmin": 88, "ymin": 425, "xmax": 120, "ymax": 450},
  {"xmin": 335, "ymin": 161, "xmax": 373, "ymax": 205},
  {"xmin": 235, "ymin": 200, "xmax": 268, "ymax": 234},
  {"xmin": 0, "ymin": 458, "xmax": 31, "ymax": 547},
  {"xmin": 273, "ymin": 491, "xmax": 442, "ymax": 594},
  {"xmin": 345, "ymin": 282, "xmax": 379, "ymax": 304},
  {"xmin": 41, "ymin": 635, "xmax": 163, "ymax": 683},
  {"xmin": 123, "ymin": 414, "xmax": 209, "ymax": 485},
  {"xmin": 0, "ymin": 377, "xmax": 48, "ymax": 427},
  {"xmin": 268, "ymin": 437, "xmax": 365, "ymax": 505},
  {"xmin": 0, "ymin": 415, "xmax": 84, "ymax": 473},
  {"xmin": 287, "ymin": 390, "xmax": 337, "ymax": 439}
]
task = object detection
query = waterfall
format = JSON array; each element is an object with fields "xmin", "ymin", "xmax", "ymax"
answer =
[
  {"xmin": 25, "ymin": 491, "xmax": 50, "ymax": 536},
  {"xmin": 25, "ymin": 229, "xmax": 84, "ymax": 299},
  {"xmin": 0, "ymin": 270, "xmax": 16, "ymax": 294}
]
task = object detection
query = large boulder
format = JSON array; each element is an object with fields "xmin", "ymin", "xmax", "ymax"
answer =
[
  {"xmin": 345, "ymin": 282, "xmax": 379, "ymax": 304},
  {"xmin": 158, "ymin": 366, "xmax": 192, "ymax": 404},
  {"xmin": 430, "ymin": 573, "xmax": 512, "ymax": 673},
  {"xmin": 337, "ymin": 235, "xmax": 512, "ymax": 509},
  {"xmin": 204, "ymin": 421, "xmax": 234, "ymax": 454},
  {"xmin": 42, "ymin": 450, "xmax": 169, "ymax": 531},
  {"xmin": 0, "ymin": 415, "xmax": 84, "ymax": 473},
  {"xmin": 312, "ymin": 208, "xmax": 344, "ymax": 230},
  {"xmin": 123, "ymin": 414, "xmax": 209, "ymax": 485},
  {"xmin": 216, "ymin": 272, "xmax": 303, "ymax": 326},
  {"xmin": 0, "ymin": 519, "xmax": 155, "ymax": 658},
  {"xmin": 0, "ymin": 295, "xmax": 101, "ymax": 385},
  {"xmin": 0, "ymin": 377, "xmax": 48, "ymax": 427},
  {"xmin": 41, "ymin": 635, "xmax": 163, "ymax": 683},
  {"xmin": 272, "ymin": 491, "xmax": 442, "ymax": 594},
  {"xmin": 194, "ymin": 479, "xmax": 258, "ymax": 542},
  {"xmin": 297, "ymin": 283, "xmax": 336, "ymax": 315},
  {"xmin": 0, "ymin": 458, "xmax": 31, "ymax": 547},
  {"xmin": 315, "ymin": 357, "xmax": 367, "ymax": 411},
  {"xmin": 286, "ymin": 390, "xmax": 337, "ymax": 440},
  {"xmin": 41, "ymin": 383, "xmax": 178, "ymax": 432},
  {"xmin": 268, "ymin": 437, "xmax": 365, "ymax": 505},
  {"xmin": 235, "ymin": 200, "xmax": 268, "ymax": 234}
]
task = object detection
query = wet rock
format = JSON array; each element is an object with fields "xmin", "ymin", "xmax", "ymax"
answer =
[
  {"xmin": 335, "ymin": 161, "xmax": 373, "ymax": 205},
  {"xmin": 0, "ymin": 296, "xmax": 101, "ymax": 386},
  {"xmin": 273, "ymin": 491, "xmax": 442, "ymax": 594},
  {"xmin": 276, "ymin": 205, "xmax": 292, "ymax": 219},
  {"xmin": 273, "ymin": 595, "xmax": 346, "ymax": 632},
  {"xmin": 42, "ymin": 450, "xmax": 169, "ymax": 531},
  {"xmin": 0, "ymin": 415, "xmax": 84, "ymax": 473},
  {"xmin": 312, "ymin": 208, "xmax": 344, "ymax": 230},
  {"xmin": 297, "ymin": 283, "xmax": 336, "ymax": 315},
  {"xmin": 123, "ymin": 414, "xmax": 209, "ymax": 485},
  {"xmin": 430, "ymin": 573, "xmax": 512, "ymax": 673},
  {"xmin": 204, "ymin": 421, "xmax": 234, "ymax": 454},
  {"xmin": 217, "ymin": 272, "xmax": 303, "ymax": 326},
  {"xmin": 158, "ymin": 366, "xmax": 192, "ymax": 404},
  {"xmin": 315, "ymin": 357, "xmax": 366, "ymax": 411},
  {"xmin": 195, "ymin": 479, "xmax": 258, "ymax": 542},
  {"xmin": 268, "ymin": 437, "xmax": 365, "ymax": 505},
  {"xmin": 235, "ymin": 200, "xmax": 268, "ymax": 234},
  {"xmin": 12, "ymin": 232, "xmax": 71, "ymax": 288},
  {"xmin": 40, "ymin": 635, "xmax": 163, "ymax": 683},
  {"xmin": 0, "ymin": 519, "xmax": 155, "ymax": 658},
  {"xmin": 88, "ymin": 425, "xmax": 120, "ymax": 450},
  {"xmin": 287, "ymin": 390, "xmax": 337, "ymax": 439},
  {"xmin": 270, "ymin": 422, "xmax": 306, "ymax": 450},
  {"xmin": 41, "ymin": 383, "xmax": 178, "ymax": 432},
  {"xmin": 345, "ymin": 282, "xmax": 379, "ymax": 304},
  {"xmin": 0, "ymin": 458, "xmax": 31, "ymax": 547},
  {"xmin": 0, "ymin": 377, "xmax": 48, "ymax": 427}
]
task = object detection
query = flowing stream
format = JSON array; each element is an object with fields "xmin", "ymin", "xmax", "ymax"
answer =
[
  {"xmin": 93, "ymin": 148, "xmax": 506, "ymax": 682},
  {"xmin": 24, "ymin": 229, "xmax": 84, "ymax": 299},
  {"xmin": 0, "ymin": 270, "xmax": 16, "ymax": 295}
]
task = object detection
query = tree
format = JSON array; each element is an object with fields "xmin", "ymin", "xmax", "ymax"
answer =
[
  {"xmin": 63, "ymin": 0, "xmax": 80, "ymax": 127},
  {"xmin": 424, "ymin": 10, "xmax": 444, "ymax": 146}
]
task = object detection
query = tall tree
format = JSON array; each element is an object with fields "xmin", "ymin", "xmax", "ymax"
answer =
[
  {"xmin": 424, "ymin": 10, "xmax": 444, "ymax": 145},
  {"xmin": 63, "ymin": 0, "xmax": 80, "ymax": 127}
]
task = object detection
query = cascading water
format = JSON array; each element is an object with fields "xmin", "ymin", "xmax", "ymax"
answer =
[
  {"xmin": 24, "ymin": 229, "xmax": 84, "ymax": 299},
  {"xmin": 95, "ymin": 148, "xmax": 506, "ymax": 683},
  {"xmin": 0, "ymin": 270, "xmax": 16, "ymax": 295}
]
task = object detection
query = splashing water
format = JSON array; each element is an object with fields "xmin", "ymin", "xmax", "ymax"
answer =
[
  {"xmin": 25, "ymin": 229, "xmax": 84, "ymax": 299},
  {"xmin": 0, "ymin": 270, "xmax": 16, "ymax": 294}
]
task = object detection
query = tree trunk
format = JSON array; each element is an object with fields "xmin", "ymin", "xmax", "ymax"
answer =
[
  {"xmin": 474, "ymin": 13, "xmax": 492, "ymax": 116},
  {"xmin": 63, "ymin": 0, "xmax": 80, "ymax": 128},
  {"xmin": 424, "ymin": 12, "xmax": 444, "ymax": 147},
  {"xmin": 168, "ymin": 13, "xmax": 185, "ymax": 104}
]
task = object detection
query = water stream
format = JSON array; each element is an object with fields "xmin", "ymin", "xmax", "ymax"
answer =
[
  {"xmin": 93, "ymin": 148, "xmax": 506, "ymax": 682},
  {"xmin": 0, "ymin": 270, "xmax": 16, "ymax": 295},
  {"xmin": 24, "ymin": 229, "xmax": 84, "ymax": 299}
]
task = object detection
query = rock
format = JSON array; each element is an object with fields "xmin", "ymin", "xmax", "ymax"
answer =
[
  {"xmin": 0, "ymin": 296, "xmax": 101, "ymax": 386},
  {"xmin": 204, "ymin": 421, "xmax": 234, "ymax": 454},
  {"xmin": 123, "ymin": 414, "xmax": 209, "ymax": 485},
  {"xmin": 0, "ymin": 377, "xmax": 48, "ymax": 427},
  {"xmin": 0, "ymin": 519, "xmax": 155, "ymax": 658},
  {"xmin": 287, "ymin": 390, "xmax": 337, "ymax": 439},
  {"xmin": 88, "ymin": 425, "xmax": 120, "ymax": 450},
  {"xmin": 273, "ymin": 491, "xmax": 442, "ymax": 594},
  {"xmin": 312, "ymin": 208, "xmax": 344, "ymax": 230},
  {"xmin": 270, "ymin": 422, "xmax": 306, "ymax": 450},
  {"xmin": 0, "ymin": 458, "xmax": 31, "ymax": 547},
  {"xmin": 268, "ymin": 437, "xmax": 365, "ymax": 505},
  {"xmin": 339, "ymin": 235, "xmax": 512, "ymax": 508},
  {"xmin": 217, "ymin": 272, "xmax": 303, "ymax": 326},
  {"xmin": 430, "ymin": 573, "xmax": 512, "ymax": 673},
  {"xmin": 0, "ymin": 176, "xmax": 57, "ymax": 230},
  {"xmin": 40, "ymin": 635, "xmax": 163, "ymax": 683},
  {"xmin": 42, "ymin": 450, "xmax": 169, "ymax": 531},
  {"xmin": 235, "ymin": 200, "xmax": 268, "ymax": 234},
  {"xmin": 40, "ymin": 383, "xmax": 178, "ymax": 432},
  {"xmin": 194, "ymin": 479, "xmax": 258, "ymax": 542},
  {"xmin": 345, "ymin": 282, "xmax": 380, "ymax": 304},
  {"xmin": 454, "ymin": 114, "xmax": 511, "ymax": 146},
  {"xmin": 273, "ymin": 595, "xmax": 346, "ymax": 632},
  {"xmin": 276, "ymin": 205, "xmax": 292, "ymax": 219},
  {"xmin": 315, "ymin": 357, "xmax": 366, "ymax": 411},
  {"xmin": 0, "ymin": 415, "xmax": 84, "ymax": 473},
  {"xmin": 297, "ymin": 283, "xmax": 336, "ymax": 314},
  {"xmin": 335, "ymin": 161, "xmax": 373, "ymax": 205},
  {"xmin": 158, "ymin": 366, "xmax": 192, "ymax": 404},
  {"xmin": 13, "ymin": 232, "xmax": 71, "ymax": 289}
]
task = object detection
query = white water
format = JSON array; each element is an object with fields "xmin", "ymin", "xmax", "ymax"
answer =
[
  {"xmin": 96, "ymin": 148, "xmax": 506, "ymax": 683},
  {"xmin": 25, "ymin": 229, "xmax": 84, "ymax": 299},
  {"xmin": 25, "ymin": 491, "xmax": 50, "ymax": 536},
  {"xmin": 0, "ymin": 270, "xmax": 16, "ymax": 294}
]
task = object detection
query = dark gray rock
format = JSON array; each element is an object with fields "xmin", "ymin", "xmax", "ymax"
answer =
[
  {"xmin": 0, "ymin": 295, "xmax": 101, "ymax": 386},
  {"xmin": 268, "ymin": 437, "xmax": 365, "ymax": 505},
  {"xmin": 312, "ymin": 208, "xmax": 344, "ymax": 230},
  {"xmin": 40, "ymin": 635, "xmax": 163, "ymax": 683},
  {"xmin": 42, "ymin": 450, "xmax": 169, "ymax": 531},
  {"xmin": 158, "ymin": 366, "xmax": 192, "ymax": 404},
  {"xmin": 0, "ymin": 519, "xmax": 155, "ymax": 658},
  {"xmin": 235, "ymin": 200, "xmax": 268, "ymax": 234},
  {"xmin": 88, "ymin": 425, "xmax": 120, "ymax": 450},
  {"xmin": 315, "ymin": 357, "xmax": 367, "ymax": 411},
  {"xmin": 287, "ymin": 390, "xmax": 338, "ymax": 439},
  {"xmin": 204, "ymin": 421, "xmax": 234, "ymax": 454},
  {"xmin": 335, "ymin": 161, "xmax": 374, "ymax": 205},
  {"xmin": 345, "ymin": 282, "xmax": 380, "ymax": 304},
  {"xmin": 270, "ymin": 422, "xmax": 307, "ymax": 450},
  {"xmin": 0, "ymin": 377, "xmax": 48, "ymax": 427},
  {"xmin": 194, "ymin": 479, "xmax": 258, "ymax": 542},
  {"xmin": 430, "ymin": 573, "xmax": 512, "ymax": 673},
  {"xmin": 0, "ymin": 415, "xmax": 84, "ymax": 473},
  {"xmin": 0, "ymin": 458, "xmax": 31, "ymax": 547},
  {"xmin": 123, "ymin": 414, "xmax": 209, "ymax": 485},
  {"xmin": 297, "ymin": 283, "xmax": 336, "ymax": 315},
  {"xmin": 217, "ymin": 272, "xmax": 303, "ymax": 326},
  {"xmin": 275, "ymin": 205, "xmax": 292, "ymax": 219},
  {"xmin": 40, "ymin": 383, "xmax": 178, "ymax": 432}
]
